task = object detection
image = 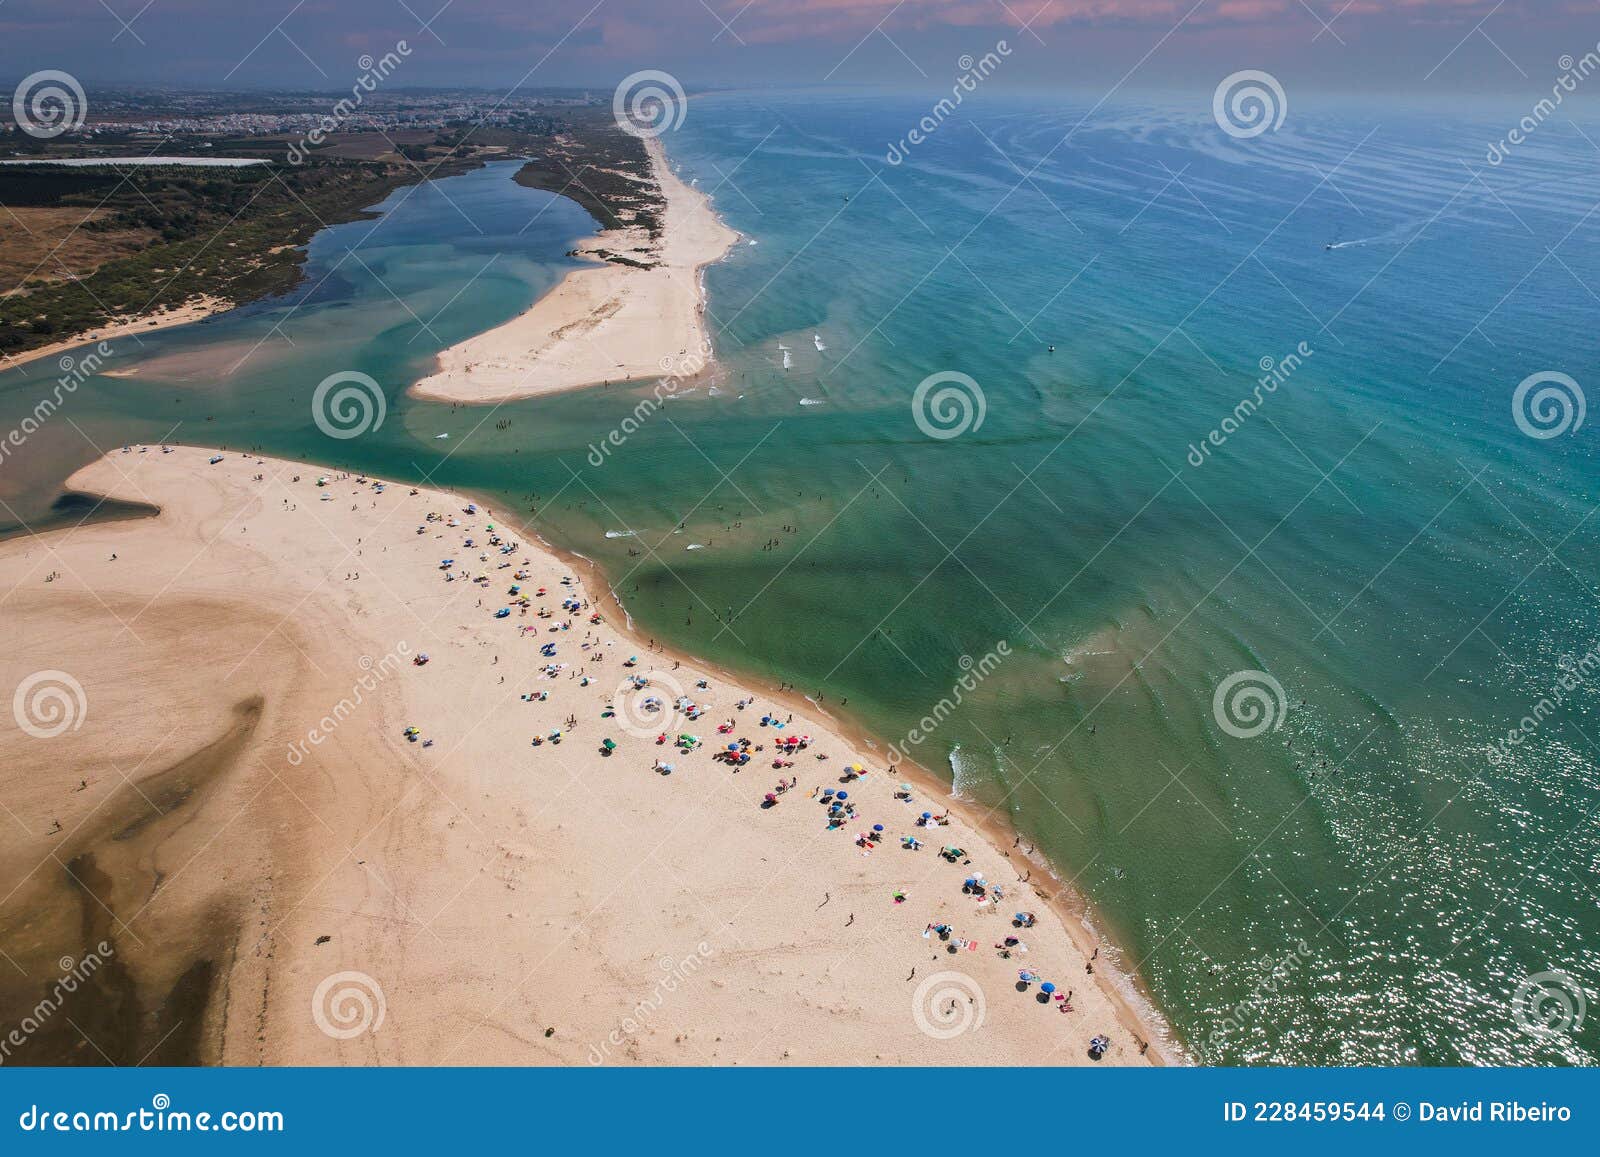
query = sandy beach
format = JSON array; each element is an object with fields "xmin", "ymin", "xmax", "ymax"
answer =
[
  {"xmin": 0, "ymin": 296, "xmax": 233, "ymax": 376},
  {"xmin": 0, "ymin": 447, "xmax": 1163, "ymax": 1065},
  {"xmin": 410, "ymin": 138, "xmax": 737, "ymax": 405}
]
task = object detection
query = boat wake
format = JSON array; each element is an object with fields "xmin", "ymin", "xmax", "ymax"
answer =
[{"xmin": 1324, "ymin": 218, "xmax": 1427, "ymax": 251}]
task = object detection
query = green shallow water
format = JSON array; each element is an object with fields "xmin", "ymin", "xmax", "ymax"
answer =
[{"xmin": 3, "ymin": 91, "xmax": 1599, "ymax": 1065}]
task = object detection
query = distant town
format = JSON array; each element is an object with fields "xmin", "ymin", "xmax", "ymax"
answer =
[{"xmin": 1, "ymin": 86, "xmax": 610, "ymax": 153}]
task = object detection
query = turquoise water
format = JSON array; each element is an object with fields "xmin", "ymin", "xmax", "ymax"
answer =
[{"xmin": 3, "ymin": 91, "xmax": 1598, "ymax": 1065}]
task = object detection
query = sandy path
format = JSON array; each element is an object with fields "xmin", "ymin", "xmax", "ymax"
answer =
[
  {"xmin": 409, "ymin": 138, "xmax": 736, "ymax": 405},
  {"xmin": 0, "ymin": 448, "xmax": 1162, "ymax": 1065}
]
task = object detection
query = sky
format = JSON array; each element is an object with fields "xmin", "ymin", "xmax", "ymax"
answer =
[{"xmin": 0, "ymin": 0, "xmax": 1594, "ymax": 98}]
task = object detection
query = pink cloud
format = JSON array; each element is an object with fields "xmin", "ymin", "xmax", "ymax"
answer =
[{"xmin": 700, "ymin": 0, "xmax": 1510, "ymax": 36}]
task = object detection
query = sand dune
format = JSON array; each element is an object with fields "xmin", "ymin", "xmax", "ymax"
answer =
[
  {"xmin": 0, "ymin": 448, "xmax": 1161, "ymax": 1065},
  {"xmin": 411, "ymin": 138, "xmax": 736, "ymax": 405}
]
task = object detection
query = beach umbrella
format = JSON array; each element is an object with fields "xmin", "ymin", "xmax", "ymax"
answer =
[
  {"xmin": 899, "ymin": 783, "xmax": 913, "ymax": 793},
  {"xmin": 836, "ymin": 791, "xmax": 848, "ymax": 800},
  {"xmin": 921, "ymin": 811, "xmax": 932, "ymax": 819},
  {"xmin": 1041, "ymin": 982, "xmax": 1056, "ymax": 994},
  {"xmin": 873, "ymin": 824, "xmax": 884, "ymax": 832},
  {"xmin": 727, "ymin": 743, "xmax": 739, "ymax": 751}
]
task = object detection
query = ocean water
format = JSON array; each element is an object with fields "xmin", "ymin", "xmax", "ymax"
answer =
[{"xmin": 3, "ymin": 91, "xmax": 1598, "ymax": 1065}]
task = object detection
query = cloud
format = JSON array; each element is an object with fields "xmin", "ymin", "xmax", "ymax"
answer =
[{"xmin": 0, "ymin": 0, "xmax": 1570, "ymax": 88}]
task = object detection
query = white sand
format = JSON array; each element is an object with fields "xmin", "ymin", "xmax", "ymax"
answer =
[
  {"xmin": 2, "ymin": 296, "xmax": 232, "ymax": 374},
  {"xmin": 0, "ymin": 448, "xmax": 1164, "ymax": 1065},
  {"xmin": 410, "ymin": 138, "xmax": 737, "ymax": 405}
]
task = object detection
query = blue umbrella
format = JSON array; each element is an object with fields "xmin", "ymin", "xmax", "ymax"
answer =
[
  {"xmin": 872, "ymin": 824, "xmax": 884, "ymax": 832},
  {"xmin": 921, "ymin": 811, "xmax": 932, "ymax": 819},
  {"xmin": 837, "ymin": 791, "xmax": 848, "ymax": 800},
  {"xmin": 1041, "ymin": 983, "xmax": 1056, "ymax": 994}
]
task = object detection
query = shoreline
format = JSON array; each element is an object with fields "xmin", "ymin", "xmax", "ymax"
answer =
[
  {"xmin": 409, "ymin": 136, "xmax": 737, "ymax": 405},
  {"xmin": 467, "ymin": 494, "xmax": 1180, "ymax": 1066},
  {"xmin": 0, "ymin": 295, "xmax": 233, "ymax": 375},
  {"xmin": 0, "ymin": 446, "xmax": 1163, "ymax": 1065}
]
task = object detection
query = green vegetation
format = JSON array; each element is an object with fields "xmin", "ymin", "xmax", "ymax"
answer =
[
  {"xmin": 510, "ymin": 106, "xmax": 664, "ymax": 243},
  {"xmin": 0, "ymin": 96, "xmax": 653, "ymax": 358},
  {"xmin": 0, "ymin": 158, "xmax": 452, "ymax": 357}
]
